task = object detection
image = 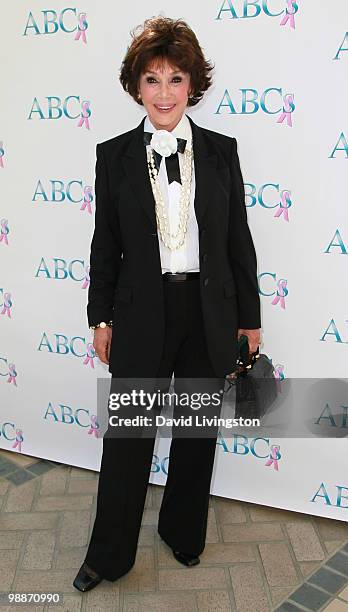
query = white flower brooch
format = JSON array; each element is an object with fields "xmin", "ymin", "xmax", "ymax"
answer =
[{"xmin": 150, "ymin": 130, "xmax": 177, "ymax": 157}]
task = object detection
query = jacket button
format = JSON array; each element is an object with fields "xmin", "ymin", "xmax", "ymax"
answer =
[
  {"xmin": 203, "ymin": 277, "xmax": 209, "ymax": 287},
  {"xmin": 202, "ymin": 253, "xmax": 208, "ymax": 263}
]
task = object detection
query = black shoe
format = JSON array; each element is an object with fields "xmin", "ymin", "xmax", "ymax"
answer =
[
  {"xmin": 172, "ymin": 549, "xmax": 200, "ymax": 567},
  {"xmin": 73, "ymin": 561, "xmax": 103, "ymax": 592}
]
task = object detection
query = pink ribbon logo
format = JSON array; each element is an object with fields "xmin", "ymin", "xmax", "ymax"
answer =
[
  {"xmin": 0, "ymin": 219, "xmax": 9, "ymax": 245},
  {"xmin": 82, "ymin": 266, "xmax": 90, "ymax": 289},
  {"xmin": 0, "ymin": 141, "xmax": 4, "ymax": 168},
  {"xmin": 80, "ymin": 186, "xmax": 93, "ymax": 214},
  {"xmin": 88, "ymin": 415, "xmax": 100, "ymax": 438},
  {"xmin": 77, "ymin": 101, "xmax": 91, "ymax": 130},
  {"xmin": 271, "ymin": 279, "xmax": 288, "ymax": 309},
  {"xmin": 274, "ymin": 190, "xmax": 292, "ymax": 222},
  {"xmin": 12, "ymin": 428, "xmax": 23, "ymax": 452},
  {"xmin": 280, "ymin": 0, "xmax": 298, "ymax": 30},
  {"xmin": 274, "ymin": 364, "xmax": 285, "ymax": 381},
  {"xmin": 1, "ymin": 293, "xmax": 12, "ymax": 318},
  {"xmin": 74, "ymin": 12, "xmax": 88, "ymax": 44},
  {"xmin": 277, "ymin": 94, "xmax": 295, "ymax": 127},
  {"xmin": 83, "ymin": 343, "xmax": 96, "ymax": 368},
  {"xmin": 265, "ymin": 444, "xmax": 282, "ymax": 471},
  {"xmin": 274, "ymin": 364, "xmax": 285, "ymax": 392},
  {"xmin": 7, "ymin": 363, "xmax": 17, "ymax": 386}
]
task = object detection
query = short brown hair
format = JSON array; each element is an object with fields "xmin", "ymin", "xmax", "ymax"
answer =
[{"xmin": 119, "ymin": 16, "xmax": 214, "ymax": 107}]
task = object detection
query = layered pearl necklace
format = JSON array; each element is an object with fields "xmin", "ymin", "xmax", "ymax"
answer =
[{"xmin": 147, "ymin": 133, "xmax": 193, "ymax": 251}]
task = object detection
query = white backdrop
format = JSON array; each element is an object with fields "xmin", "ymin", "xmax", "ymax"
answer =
[{"xmin": 1, "ymin": 1, "xmax": 348, "ymax": 520}]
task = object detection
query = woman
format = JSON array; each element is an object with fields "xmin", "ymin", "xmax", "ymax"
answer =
[{"xmin": 73, "ymin": 16, "xmax": 261, "ymax": 592}]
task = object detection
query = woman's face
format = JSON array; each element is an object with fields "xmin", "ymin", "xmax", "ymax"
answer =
[{"xmin": 138, "ymin": 59, "xmax": 191, "ymax": 132}]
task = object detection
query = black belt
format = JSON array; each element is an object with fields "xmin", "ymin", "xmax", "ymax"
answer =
[{"xmin": 163, "ymin": 272, "xmax": 200, "ymax": 282}]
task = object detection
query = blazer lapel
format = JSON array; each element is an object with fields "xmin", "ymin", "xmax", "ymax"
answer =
[
  {"xmin": 122, "ymin": 114, "xmax": 218, "ymax": 230},
  {"xmin": 122, "ymin": 116, "xmax": 157, "ymax": 228},
  {"xmin": 188, "ymin": 115, "xmax": 218, "ymax": 227}
]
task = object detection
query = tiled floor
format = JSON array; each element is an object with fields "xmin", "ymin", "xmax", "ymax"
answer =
[
  {"xmin": 275, "ymin": 544, "xmax": 348, "ymax": 611},
  {"xmin": 0, "ymin": 448, "xmax": 347, "ymax": 611}
]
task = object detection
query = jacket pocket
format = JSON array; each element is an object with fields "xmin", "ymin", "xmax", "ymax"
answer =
[{"xmin": 223, "ymin": 278, "xmax": 237, "ymax": 298}]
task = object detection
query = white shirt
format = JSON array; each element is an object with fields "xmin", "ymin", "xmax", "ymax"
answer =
[{"xmin": 144, "ymin": 113, "xmax": 200, "ymax": 274}]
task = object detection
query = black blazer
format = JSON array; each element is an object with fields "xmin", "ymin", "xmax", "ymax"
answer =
[{"xmin": 87, "ymin": 115, "xmax": 261, "ymax": 378}]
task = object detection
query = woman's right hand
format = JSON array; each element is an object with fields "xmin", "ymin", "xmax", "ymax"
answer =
[{"xmin": 93, "ymin": 327, "xmax": 113, "ymax": 365}]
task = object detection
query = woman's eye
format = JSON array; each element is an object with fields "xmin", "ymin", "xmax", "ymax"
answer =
[{"xmin": 145, "ymin": 76, "xmax": 183, "ymax": 84}]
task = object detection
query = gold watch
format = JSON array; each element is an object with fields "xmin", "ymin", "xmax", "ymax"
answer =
[{"xmin": 89, "ymin": 321, "xmax": 113, "ymax": 331}]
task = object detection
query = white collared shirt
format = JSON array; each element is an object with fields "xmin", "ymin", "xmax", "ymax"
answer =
[{"xmin": 144, "ymin": 113, "xmax": 200, "ymax": 274}]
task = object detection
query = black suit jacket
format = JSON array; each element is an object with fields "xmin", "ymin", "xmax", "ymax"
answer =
[{"xmin": 87, "ymin": 115, "xmax": 261, "ymax": 377}]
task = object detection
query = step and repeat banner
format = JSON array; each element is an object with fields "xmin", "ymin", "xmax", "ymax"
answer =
[{"xmin": 1, "ymin": 2, "xmax": 347, "ymax": 520}]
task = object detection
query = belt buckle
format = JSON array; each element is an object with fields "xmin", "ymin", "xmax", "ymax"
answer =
[
  {"xmin": 172, "ymin": 273, "xmax": 186, "ymax": 281},
  {"xmin": 164, "ymin": 272, "xmax": 187, "ymax": 282}
]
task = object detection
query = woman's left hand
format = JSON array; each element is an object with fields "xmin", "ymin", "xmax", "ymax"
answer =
[
  {"xmin": 226, "ymin": 328, "xmax": 262, "ymax": 379},
  {"xmin": 238, "ymin": 328, "xmax": 262, "ymax": 354}
]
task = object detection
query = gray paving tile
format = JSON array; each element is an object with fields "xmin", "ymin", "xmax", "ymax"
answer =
[
  {"xmin": 341, "ymin": 543, "xmax": 348, "ymax": 555},
  {"xmin": 5, "ymin": 470, "xmax": 36, "ymax": 486},
  {"xmin": 26, "ymin": 461, "xmax": 55, "ymax": 476},
  {"xmin": 308, "ymin": 566, "xmax": 347, "ymax": 595},
  {"xmin": 289, "ymin": 583, "xmax": 331, "ymax": 610},
  {"xmin": 0, "ymin": 456, "xmax": 14, "ymax": 466},
  {"xmin": 275, "ymin": 603, "xmax": 304, "ymax": 612},
  {"xmin": 0, "ymin": 460, "xmax": 17, "ymax": 477},
  {"xmin": 326, "ymin": 552, "xmax": 348, "ymax": 577}
]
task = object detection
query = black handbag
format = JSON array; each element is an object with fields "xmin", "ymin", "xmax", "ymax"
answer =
[{"xmin": 229, "ymin": 335, "xmax": 278, "ymax": 420}]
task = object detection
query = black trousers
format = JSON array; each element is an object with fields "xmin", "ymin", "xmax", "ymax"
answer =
[{"xmin": 85, "ymin": 277, "xmax": 225, "ymax": 580}]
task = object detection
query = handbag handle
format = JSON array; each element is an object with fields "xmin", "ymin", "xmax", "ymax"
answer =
[
  {"xmin": 225, "ymin": 336, "xmax": 260, "ymax": 390},
  {"xmin": 226, "ymin": 334, "xmax": 260, "ymax": 392},
  {"xmin": 237, "ymin": 334, "xmax": 259, "ymax": 370}
]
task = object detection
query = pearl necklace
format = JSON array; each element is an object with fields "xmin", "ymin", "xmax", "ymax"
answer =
[{"xmin": 147, "ymin": 147, "xmax": 193, "ymax": 251}]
